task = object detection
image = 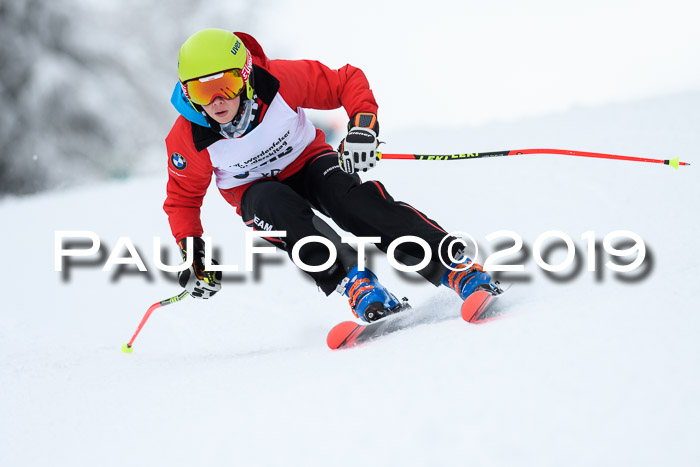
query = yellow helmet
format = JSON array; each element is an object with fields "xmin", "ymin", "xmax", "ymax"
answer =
[{"xmin": 178, "ymin": 29, "xmax": 254, "ymax": 100}]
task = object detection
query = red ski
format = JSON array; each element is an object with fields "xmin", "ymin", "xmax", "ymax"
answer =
[
  {"xmin": 326, "ymin": 301, "xmax": 414, "ymax": 350},
  {"xmin": 461, "ymin": 289, "xmax": 504, "ymax": 323},
  {"xmin": 327, "ymin": 287, "xmax": 506, "ymax": 350}
]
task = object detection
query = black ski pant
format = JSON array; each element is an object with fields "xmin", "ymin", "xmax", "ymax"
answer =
[{"xmin": 240, "ymin": 153, "xmax": 458, "ymax": 295}]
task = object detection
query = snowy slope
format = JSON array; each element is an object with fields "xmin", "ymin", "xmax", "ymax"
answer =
[{"xmin": 1, "ymin": 91, "xmax": 699, "ymax": 467}]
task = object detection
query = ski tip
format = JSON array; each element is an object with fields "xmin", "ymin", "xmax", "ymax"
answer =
[
  {"xmin": 327, "ymin": 321, "xmax": 361, "ymax": 350},
  {"xmin": 461, "ymin": 290, "xmax": 496, "ymax": 323}
]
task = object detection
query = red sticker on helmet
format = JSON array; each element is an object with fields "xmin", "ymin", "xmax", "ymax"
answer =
[
  {"xmin": 240, "ymin": 51, "xmax": 252, "ymax": 83},
  {"xmin": 180, "ymin": 82, "xmax": 191, "ymax": 100}
]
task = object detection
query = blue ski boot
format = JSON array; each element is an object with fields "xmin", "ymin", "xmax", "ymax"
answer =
[
  {"xmin": 337, "ymin": 265, "xmax": 407, "ymax": 322},
  {"xmin": 441, "ymin": 259, "xmax": 498, "ymax": 300}
]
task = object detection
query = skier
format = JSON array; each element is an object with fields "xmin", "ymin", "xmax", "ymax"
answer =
[{"xmin": 165, "ymin": 29, "xmax": 497, "ymax": 322}]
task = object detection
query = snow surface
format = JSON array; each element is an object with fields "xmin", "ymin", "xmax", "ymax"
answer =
[{"xmin": 2, "ymin": 91, "xmax": 699, "ymax": 466}]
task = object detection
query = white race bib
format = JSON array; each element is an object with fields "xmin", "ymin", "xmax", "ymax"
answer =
[{"xmin": 208, "ymin": 94, "xmax": 317, "ymax": 189}]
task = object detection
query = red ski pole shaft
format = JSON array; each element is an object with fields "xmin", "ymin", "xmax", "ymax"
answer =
[
  {"xmin": 122, "ymin": 291, "xmax": 189, "ymax": 353},
  {"xmin": 378, "ymin": 148, "xmax": 690, "ymax": 169}
]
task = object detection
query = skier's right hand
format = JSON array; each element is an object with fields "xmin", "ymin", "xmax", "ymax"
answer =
[{"xmin": 177, "ymin": 237, "xmax": 222, "ymax": 299}]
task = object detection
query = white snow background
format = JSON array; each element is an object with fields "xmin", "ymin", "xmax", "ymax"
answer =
[{"xmin": 2, "ymin": 1, "xmax": 700, "ymax": 466}]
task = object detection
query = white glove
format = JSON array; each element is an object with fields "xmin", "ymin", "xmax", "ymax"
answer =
[
  {"xmin": 177, "ymin": 237, "xmax": 222, "ymax": 299},
  {"xmin": 178, "ymin": 263, "xmax": 221, "ymax": 299},
  {"xmin": 338, "ymin": 127, "xmax": 379, "ymax": 173},
  {"xmin": 337, "ymin": 112, "xmax": 381, "ymax": 173}
]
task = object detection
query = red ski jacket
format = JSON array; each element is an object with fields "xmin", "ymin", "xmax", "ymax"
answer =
[{"xmin": 163, "ymin": 32, "xmax": 378, "ymax": 244}]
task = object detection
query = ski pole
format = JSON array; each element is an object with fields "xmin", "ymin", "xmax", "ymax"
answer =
[
  {"xmin": 121, "ymin": 291, "xmax": 189, "ymax": 353},
  {"xmin": 378, "ymin": 148, "xmax": 690, "ymax": 169}
]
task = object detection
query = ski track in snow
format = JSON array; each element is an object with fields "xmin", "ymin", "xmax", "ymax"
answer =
[{"xmin": 2, "ymin": 92, "xmax": 700, "ymax": 467}]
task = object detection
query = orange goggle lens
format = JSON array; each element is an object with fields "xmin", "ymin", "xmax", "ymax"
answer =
[{"xmin": 185, "ymin": 69, "xmax": 245, "ymax": 105}]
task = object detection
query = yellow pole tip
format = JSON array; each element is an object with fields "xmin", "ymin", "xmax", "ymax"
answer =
[
  {"xmin": 121, "ymin": 343, "xmax": 133, "ymax": 353},
  {"xmin": 669, "ymin": 157, "xmax": 680, "ymax": 169}
]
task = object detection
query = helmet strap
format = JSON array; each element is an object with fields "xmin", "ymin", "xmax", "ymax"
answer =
[{"xmin": 245, "ymin": 67, "xmax": 255, "ymax": 99}]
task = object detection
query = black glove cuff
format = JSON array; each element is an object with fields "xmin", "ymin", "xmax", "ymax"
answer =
[
  {"xmin": 348, "ymin": 112, "xmax": 379, "ymax": 136},
  {"xmin": 178, "ymin": 236, "xmax": 206, "ymax": 261}
]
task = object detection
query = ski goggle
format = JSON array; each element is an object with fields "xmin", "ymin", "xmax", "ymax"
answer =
[{"xmin": 183, "ymin": 69, "xmax": 246, "ymax": 106}]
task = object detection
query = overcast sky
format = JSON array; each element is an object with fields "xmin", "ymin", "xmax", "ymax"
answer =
[{"xmin": 231, "ymin": 0, "xmax": 700, "ymax": 129}]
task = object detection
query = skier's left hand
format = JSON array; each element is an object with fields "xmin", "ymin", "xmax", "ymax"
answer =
[{"xmin": 338, "ymin": 112, "xmax": 380, "ymax": 173}]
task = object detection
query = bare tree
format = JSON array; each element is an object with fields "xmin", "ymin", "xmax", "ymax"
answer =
[{"xmin": 0, "ymin": 0, "xmax": 258, "ymax": 196}]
